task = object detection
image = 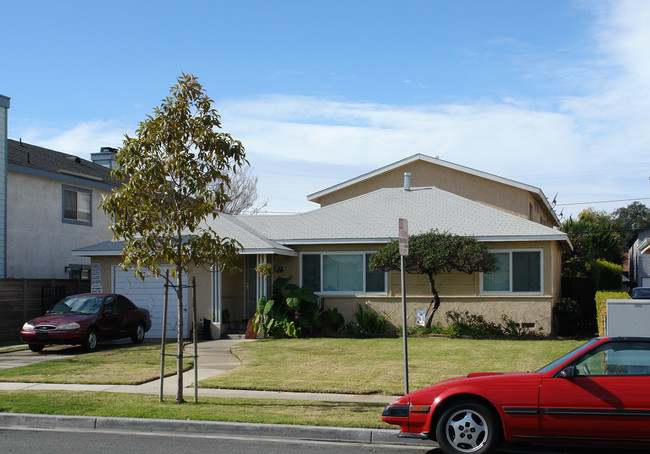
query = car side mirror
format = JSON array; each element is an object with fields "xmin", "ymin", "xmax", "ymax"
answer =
[{"xmin": 557, "ymin": 366, "xmax": 576, "ymax": 379}]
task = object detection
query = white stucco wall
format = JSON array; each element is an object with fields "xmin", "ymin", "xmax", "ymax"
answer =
[{"xmin": 6, "ymin": 171, "xmax": 114, "ymax": 278}]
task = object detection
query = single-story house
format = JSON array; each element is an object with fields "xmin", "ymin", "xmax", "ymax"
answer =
[{"xmin": 74, "ymin": 155, "xmax": 571, "ymax": 337}]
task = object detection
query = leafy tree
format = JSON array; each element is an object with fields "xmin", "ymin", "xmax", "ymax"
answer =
[
  {"xmin": 612, "ymin": 202, "xmax": 650, "ymax": 248},
  {"xmin": 561, "ymin": 208, "xmax": 624, "ymax": 276},
  {"xmin": 369, "ymin": 230, "xmax": 497, "ymax": 328},
  {"xmin": 100, "ymin": 73, "xmax": 246, "ymax": 403}
]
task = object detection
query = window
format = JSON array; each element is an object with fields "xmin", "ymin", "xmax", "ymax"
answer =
[
  {"xmin": 301, "ymin": 252, "xmax": 386, "ymax": 294},
  {"xmin": 481, "ymin": 250, "xmax": 542, "ymax": 294},
  {"xmin": 573, "ymin": 341, "xmax": 650, "ymax": 376},
  {"xmin": 63, "ymin": 186, "xmax": 91, "ymax": 225}
]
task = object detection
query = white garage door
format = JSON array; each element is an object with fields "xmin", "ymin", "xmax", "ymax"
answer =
[{"xmin": 113, "ymin": 267, "xmax": 188, "ymax": 338}]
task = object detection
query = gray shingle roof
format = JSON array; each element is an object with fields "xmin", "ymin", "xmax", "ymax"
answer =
[
  {"xmin": 75, "ymin": 185, "xmax": 569, "ymax": 257},
  {"xmin": 8, "ymin": 139, "xmax": 119, "ymax": 187},
  {"xmin": 233, "ymin": 186, "xmax": 569, "ymax": 245}
]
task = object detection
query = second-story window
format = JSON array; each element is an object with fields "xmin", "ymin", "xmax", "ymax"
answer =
[{"xmin": 63, "ymin": 186, "xmax": 92, "ymax": 225}]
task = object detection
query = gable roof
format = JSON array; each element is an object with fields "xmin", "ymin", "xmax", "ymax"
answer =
[
  {"xmin": 8, "ymin": 139, "xmax": 119, "ymax": 189},
  {"xmin": 75, "ymin": 185, "xmax": 570, "ymax": 258},
  {"xmin": 234, "ymin": 186, "xmax": 570, "ymax": 246},
  {"xmin": 307, "ymin": 153, "xmax": 560, "ymax": 225}
]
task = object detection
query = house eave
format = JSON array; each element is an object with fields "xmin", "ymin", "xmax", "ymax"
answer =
[
  {"xmin": 280, "ymin": 238, "xmax": 394, "ymax": 246},
  {"xmin": 8, "ymin": 163, "xmax": 117, "ymax": 191},
  {"xmin": 73, "ymin": 246, "xmax": 298, "ymax": 257}
]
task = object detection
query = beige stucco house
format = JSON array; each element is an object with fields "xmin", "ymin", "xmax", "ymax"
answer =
[{"xmin": 74, "ymin": 155, "xmax": 571, "ymax": 338}]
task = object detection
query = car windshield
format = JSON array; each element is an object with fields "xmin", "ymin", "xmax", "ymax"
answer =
[
  {"xmin": 536, "ymin": 338, "xmax": 601, "ymax": 373},
  {"xmin": 49, "ymin": 296, "xmax": 103, "ymax": 315}
]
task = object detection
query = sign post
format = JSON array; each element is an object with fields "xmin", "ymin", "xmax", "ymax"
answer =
[{"xmin": 398, "ymin": 218, "xmax": 409, "ymax": 395}]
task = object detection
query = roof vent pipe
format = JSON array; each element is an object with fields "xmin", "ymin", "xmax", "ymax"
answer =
[{"xmin": 404, "ymin": 172, "xmax": 411, "ymax": 192}]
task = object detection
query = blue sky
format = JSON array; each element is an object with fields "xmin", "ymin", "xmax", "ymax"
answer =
[{"xmin": 2, "ymin": 0, "xmax": 649, "ymax": 218}]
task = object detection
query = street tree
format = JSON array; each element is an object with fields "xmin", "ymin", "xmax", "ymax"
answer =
[
  {"xmin": 369, "ymin": 230, "xmax": 497, "ymax": 328},
  {"xmin": 561, "ymin": 208, "xmax": 624, "ymax": 276},
  {"xmin": 612, "ymin": 201, "xmax": 650, "ymax": 248},
  {"xmin": 100, "ymin": 73, "xmax": 246, "ymax": 403}
]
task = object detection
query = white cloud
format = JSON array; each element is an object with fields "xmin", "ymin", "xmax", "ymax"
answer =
[
  {"xmin": 13, "ymin": 120, "xmax": 127, "ymax": 160},
  {"xmin": 9, "ymin": 0, "xmax": 650, "ymax": 218}
]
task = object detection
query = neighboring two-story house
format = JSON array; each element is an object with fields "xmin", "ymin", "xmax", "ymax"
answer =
[
  {"xmin": 5, "ymin": 139, "xmax": 119, "ymax": 279},
  {"xmin": 0, "ymin": 95, "xmax": 10, "ymax": 278}
]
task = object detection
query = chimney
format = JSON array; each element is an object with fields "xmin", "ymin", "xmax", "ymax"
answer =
[
  {"xmin": 403, "ymin": 172, "xmax": 411, "ymax": 191},
  {"xmin": 91, "ymin": 146, "xmax": 118, "ymax": 170}
]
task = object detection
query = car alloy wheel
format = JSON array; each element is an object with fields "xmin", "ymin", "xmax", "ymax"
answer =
[
  {"xmin": 435, "ymin": 401, "xmax": 500, "ymax": 454},
  {"xmin": 83, "ymin": 329, "xmax": 98, "ymax": 352},
  {"xmin": 131, "ymin": 323, "xmax": 145, "ymax": 344}
]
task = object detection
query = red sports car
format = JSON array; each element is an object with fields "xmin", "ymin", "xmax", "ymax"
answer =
[
  {"xmin": 382, "ymin": 337, "xmax": 650, "ymax": 454},
  {"xmin": 20, "ymin": 293, "xmax": 152, "ymax": 353}
]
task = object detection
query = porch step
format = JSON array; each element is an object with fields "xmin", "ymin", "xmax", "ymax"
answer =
[{"xmin": 221, "ymin": 333, "xmax": 247, "ymax": 340}]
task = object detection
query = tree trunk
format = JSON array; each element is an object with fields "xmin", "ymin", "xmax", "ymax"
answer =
[
  {"xmin": 424, "ymin": 273, "xmax": 441, "ymax": 328},
  {"xmin": 176, "ymin": 268, "xmax": 184, "ymax": 404}
]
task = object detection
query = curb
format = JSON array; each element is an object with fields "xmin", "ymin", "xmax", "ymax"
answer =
[{"xmin": 0, "ymin": 413, "xmax": 433, "ymax": 447}]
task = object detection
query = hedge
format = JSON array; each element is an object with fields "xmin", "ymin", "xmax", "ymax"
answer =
[
  {"xmin": 588, "ymin": 259, "xmax": 622, "ymax": 291},
  {"xmin": 595, "ymin": 290, "xmax": 630, "ymax": 336}
]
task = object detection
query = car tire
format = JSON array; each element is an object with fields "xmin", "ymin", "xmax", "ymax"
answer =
[
  {"xmin": 435, "ymin": 400, "xmax": 501, "ymax": 454},
  {"xmin": 28, "ymin": 344, "xmax": 44, "ymax": 353},
  {"xmin": 82, "ymin": 328, "xmax": 99, "ymax": 352},
  {"xmin": 131, "ymin": 323, "xmax": 146, "ymax": 344}
]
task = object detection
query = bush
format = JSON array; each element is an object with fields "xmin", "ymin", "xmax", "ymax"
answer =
[
  {"xmin": 587, "ymin": 259, "xmax": 622, "ymax": 291},
  {"xmin": 441, "ymin": 311, "xmax": 542, "ymax": 338},
  {"xmin": 595, "ymin": 291, "xmax": 630, "ymax": 336},
  {"xmin": 347, "ymin": 304, "xmax": 387, "ymax": 338},
  {"xmin": 320, "ymin": 308, "xmax": 346, "ymax": 336},
  {"xmin": 553, "ymin": 298, "xmax": 581, "ymax": 336},
  {"xmin": 445, "ymin": 311, "xmax": 503, "ymax": 337}
]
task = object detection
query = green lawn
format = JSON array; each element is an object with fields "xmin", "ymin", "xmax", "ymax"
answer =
[
  {"xmin": 0, "ymin": 337, "xmax": 587, "ymax": 428},
  {"xmin": 0, "ymin": 342, "xmax": 193, "ymax": 384},
  {"xmin": 199, "ymin": 337, "xmax": 586, "ymax": 395},
  {"xmin": 0, "ymin": 391, "xmax": 387, "ymax": 428}
]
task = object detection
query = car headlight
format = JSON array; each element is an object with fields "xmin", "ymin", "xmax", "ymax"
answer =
[
  {"xmin": 22, "ymin": 323, "xmax": 35, "ymax": 332},
  {"xmin": 382, "ymin": 404, "xmax": 410, "ymax": 418},
  {"xmin": 56, "ymin": 322, "xmax": 81, "ymax": 330}
]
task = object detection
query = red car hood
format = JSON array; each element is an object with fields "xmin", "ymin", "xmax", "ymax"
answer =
[{"xmin": 27, "ymin": 313, "xmax": 96, "ymax": 326}]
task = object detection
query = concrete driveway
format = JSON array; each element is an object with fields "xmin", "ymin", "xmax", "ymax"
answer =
[{"xmin": 0, "ymin": 339, "xmax": 158, "ymax": 370}]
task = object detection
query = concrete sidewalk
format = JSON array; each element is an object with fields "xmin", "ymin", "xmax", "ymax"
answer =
[{"xmin": 0, "ymin": 337, "xmax": 399, "ymax": 404}]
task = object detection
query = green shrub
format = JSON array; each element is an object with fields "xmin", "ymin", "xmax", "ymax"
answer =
[
  {"xmin": 553, "ymin": 298, "xmax": 581, "ymax": 336},
  {"xmin": 347, "ymin": 304, "xmax": 387, "ymax": 338},
  {"xmin": 445, "ymin": 311, "xmax": 502, "ymax": 337},
  {"xmin": 595, "ymin": 291, "xmax": 630, "ymax": 336},
  {"xmin": 442, "ymin": 311, "xmax": 543, "ymax": 338},
  {"xmin": 587, "ymin": 259, "xmax": 622, "ymax": 291},
  {"xmin": 320, "ymin": 308, "xmax": 346, "ymax": 335}
]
